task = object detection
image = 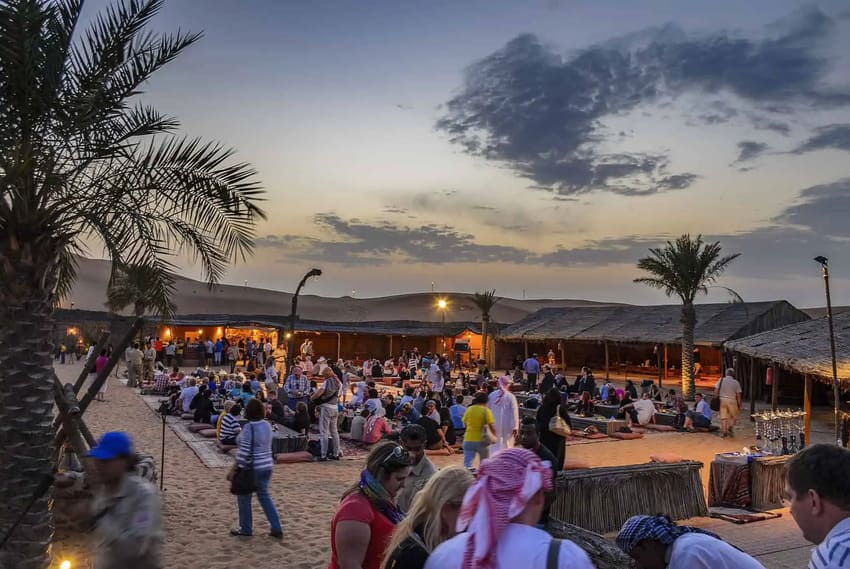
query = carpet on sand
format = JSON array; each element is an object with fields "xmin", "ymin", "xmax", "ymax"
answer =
[{"xmin": 709, "ymin": 506, "xmax": 783, "ymax": 524}]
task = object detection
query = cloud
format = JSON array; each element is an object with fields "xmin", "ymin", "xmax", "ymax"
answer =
[
  {"xmin": 437, "ymin": 8, "xmax": 848, "ymax": 196},
  {"xmin": 256, "ymin": 213, "xmax": 533, "ymax": 265},
  {"xmin": 774, "ymin": 179, "xmax": 850, "ymax": 238},
  {"xmin": 734, "ymin": 141, "xmax": 770, "ymax": 163},
  {"xmin": 792, "ymin": 124, "xmax": 850, "ymax": 154}
]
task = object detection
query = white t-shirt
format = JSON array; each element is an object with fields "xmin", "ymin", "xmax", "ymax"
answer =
[
  {"xmin": 180, "ymin": 386, "xmax": 199, "ymax": 412},
  {"xmin": 715, "ymin": 376, "xmax": 742, "ymax": 400},
  {"xmin": 634, "ymin": 399, "xmax": 656, "ymax": 425},
  {"xmin": 425, "ymin": 524, "xmax": 594, "ymax": 569},
  {"xmin": 428, "ymin": 366, "xmax": 444, "ymax": 392},
  {"xmin": 669, "ymin": 532, "xmax": 765, "ymax": 568}
]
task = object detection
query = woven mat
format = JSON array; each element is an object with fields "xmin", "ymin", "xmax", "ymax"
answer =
[
  {"xmin": 141, "ymin": 395, "xmax": 234, "ymax": 469},
  {"xmin": 709, "ymin": 506, "xmax": 782, "ymax": 524}
]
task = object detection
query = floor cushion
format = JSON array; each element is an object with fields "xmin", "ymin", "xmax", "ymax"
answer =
[
  {"xmin": 644, "ymin": 424, "xmax": 676, "ymax": 432},
  {"xmin": 180, "ymin": 413, "xmax": 194, "ymax": 420},
  {"xmin": 563, "ymin": 457, "xmax": 592, "ymax": 470},
  {"xmin": 199, "ymin": 429, "xmax": 217, "ymax": 438},
  {"xmin": 650, "ymin": 452, "xmax": 686, "ymax": 463},
  {"xmin": 188, "ymin": 423, "xmax": 210, "ymax": 433},
  {"xmin": 584, "ymin": 433, "xmax": 609, "ymax": 440},
  {"xmin": 609, "ymin": 432, "xmax": 644, "ymax": 440},
  {"xmin": 216, "ymin": 441, "xmax": 237, "ymax": 452},
  {"xmin": 275, "ymin": 451, "xmax": 313, "ymax": 464}
]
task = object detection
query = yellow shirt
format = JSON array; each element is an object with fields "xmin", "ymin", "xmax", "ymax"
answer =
[{"xmin": 462, "ymin": 405, "xmax": 495, "ymax": 442}]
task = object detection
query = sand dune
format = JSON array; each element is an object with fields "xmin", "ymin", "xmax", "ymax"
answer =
[{"xmin": 65, "ymin": 256, "xmax": 619, "ymax": 323}]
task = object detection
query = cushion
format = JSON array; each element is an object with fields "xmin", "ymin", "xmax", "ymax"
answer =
[
  {"xmin": 644, "ymin": 424, "xmax": 675, "ymax": 432},
  {"xmin": 563, "ymin": 457, "xmax": 592, "ymax": 470},
  {"xmin": 629, "ymin": 427, "xmax": 647, "ymax": 434},
  {"xmin": 608, "ymin": 432, "xmax": 644, "ymax": 440},
  {"xmin": 188, "ymin": 423, "xmax": 209, "ymax": 433},
  {"xmin": 584, "ymin": 433, "xmax": 608, "ymax": 440},
  {"xmin": 199, "ymin": 429, "xmax": 217, "ymax": 438},
  {"xmin": 274, "ymin": 451, "xmax": 313, "ymax": 464},
  {"xmin": 216, "ymin": 441, "xmax": 237, "ymax": 452},
  {"xmin": 180, "ymin": 413, "xmax": 194, "ymax": 420},
  {"xmin": 650, "ymin": 452, "xmax": 686, "ymax": 463}
]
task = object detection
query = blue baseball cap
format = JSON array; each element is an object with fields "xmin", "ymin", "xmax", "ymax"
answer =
[{"xmin": 88, "ymin": 431, "xmax": 133, "ymax": 460}]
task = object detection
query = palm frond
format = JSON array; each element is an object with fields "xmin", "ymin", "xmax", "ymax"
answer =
[
  {"xmin": 471, "ymin": 289, "xmax": 499, "ymax": 317},
  {"xmin": 106, "ymin": 261, "xmax": 176, "ymax": 317}
]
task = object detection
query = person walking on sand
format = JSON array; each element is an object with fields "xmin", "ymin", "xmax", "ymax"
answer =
[
  {"xmin": 523, "ymin": 353, "xmax": 541, "ymax": 392},
  {"xmin": 488, "ymin": 376, "xmax": 519, "ymax": 452},
  {"xmin": 312, "ymin": 367, "xmax": 342, "ymax": 461},
  {"xmin": 126, "ymin": 343, "xmax": 143, "ymax": 388},
  {"xmin": 714, "ymin": 368, "xmax": 742, "ymax": 438}
]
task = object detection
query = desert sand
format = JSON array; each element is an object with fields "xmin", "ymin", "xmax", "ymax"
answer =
[{"xmin": 51, "ymin": 361, "xmax": 823, "ymax": 569}]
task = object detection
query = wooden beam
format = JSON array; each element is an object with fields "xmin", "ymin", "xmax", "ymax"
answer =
[
  {"xmin": 749, "ymin": 356, "xmax": 756, "ymax": 417},
  {"xmin": 804, "ymin": 374, "xmax": 812, "ymax": 446},
  {"xmin": 771, "ymin": 363, "xmax": 779, "ymax": 411},
  {"xmin": 663, "ymin": 344, "xmax": 668, "ymax": 381},
  {"xmin": 524, "ymin": 340, "xmax": 528, "ymax": 360},
  {"xmin": 604, "ymin": 341, "xmax": 610, "ymax": 380},
  {"xmin": 560, "ymin": 340, "xmax": 566, "ymax": 373}
]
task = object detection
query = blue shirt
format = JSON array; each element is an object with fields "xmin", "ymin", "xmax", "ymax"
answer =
[
  {"xmin": 449, "ymin": 404, "xmax": 467, "ymax": 429},
  {"xmin": 214, "ymin": 341, "xmax": 222, "ymax": 353},
  {"xmin": 810, "ymin": 517, "xmax": 850, "ymax": 569},
  {"xmin": 695, "ymin": 399, "xmax": 712, "ymax": 420},
  {"xmin": 523, "ymin": 358, "xmax": 541, "ymax": 374}
]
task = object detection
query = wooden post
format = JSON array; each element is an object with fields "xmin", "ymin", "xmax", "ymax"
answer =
[
  {"xmin": 337, "ymin": 332, "xmax": 342, "ymax": 360},
  {"xmin": 604, "ymin": 341, "xmax": 610, "ymax": 380},
  {"xmin": 749, "ymin": 356, "xmax": 756, "ymax": 417},
  {"xmin": 664, "ymin": 344, "xmax": 668, "ymax": 381},
  {"xmin": 388, "ymin": 335, "xmax": 393, "ymax": 361},
  {"xmin": 771, "ymin": 363, "xmax": 779, "ymax": 411},
  {"xmin": 657, "ymin": 344, "xmax": 663, "ymax": 389},
  {"xmin": 72, "ymin": 331, "xmax": 111, "ymax": 393},
  {"xmin": 804, "ymin": 374, "xmax": 812, "ymax": 446},
  {"xmin": 560, "ymin": 341, "xmax": 566, "ymax": 373},
  {"xmin": 524, "ymin": 340, "xmax": 528, "ymax": 360}
]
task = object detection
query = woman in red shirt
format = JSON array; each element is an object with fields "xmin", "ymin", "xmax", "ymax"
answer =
[{"xmin": 329, "ymin": 442, "xmax": 413, "ymax": 569}]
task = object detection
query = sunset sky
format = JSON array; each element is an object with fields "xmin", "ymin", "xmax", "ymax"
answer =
[{"xmin": 87, "ymin": 0, "xmax": 850, "ymax": 307}]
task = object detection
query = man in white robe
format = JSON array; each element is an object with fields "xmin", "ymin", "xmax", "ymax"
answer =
[{"xmin": 487, "ymin": 375, "xmax": 519, "ymax": 452}]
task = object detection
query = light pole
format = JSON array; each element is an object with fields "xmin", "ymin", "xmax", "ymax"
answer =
[
  {"xmin": 286, "ymin": 268, "xmax": 322, "ymax": 375},
  {"xmin": 814, "ymin": 256, "xmax": 841, "ymax": 445},
  {"xmin": 437, "ymin": 298, "xmax": 448, "ymax": 353}
]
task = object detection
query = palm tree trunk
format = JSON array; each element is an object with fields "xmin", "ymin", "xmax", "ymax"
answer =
[
  {"xmin": 0, "ymin": 238, "xmax": 59, "ymax": 569},
  {"xmin": 680, "ymin": 303, "xmax": 697, "ymax": 400},
  {"xmin": 481, "ymin": 314, "xmax": 489, "ymax": 364}
]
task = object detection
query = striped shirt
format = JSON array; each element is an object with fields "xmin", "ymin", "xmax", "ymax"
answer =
[
  {"xmin": 810, "ymin": 517, "xmax": 850, "ymax": 569},
  {"xmin": 219, "ymin": 414, "xmax": 241, "ymax": 441},
  {"xmin": 236, "ymin": 421, "xmax": 274, "ymax": 471}
]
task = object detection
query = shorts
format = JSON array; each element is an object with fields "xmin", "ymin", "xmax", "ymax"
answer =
[{"xmin": 720, "ymin": 398, "xmax": 739, "ymax": 421}]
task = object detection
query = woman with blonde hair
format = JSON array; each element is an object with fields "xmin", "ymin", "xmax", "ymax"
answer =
[{"xmin": 384, "ymin": 466, "xmax": 475, "ymax": 569}]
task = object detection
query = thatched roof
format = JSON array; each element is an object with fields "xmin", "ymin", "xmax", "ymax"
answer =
[
  {"xmin": 498, "ymin": 301, "xmax": 809, "ymax": 347},
  {"xmin": 725, "ymin": 311, "xmax": 850, "ymax": 381},
  {"xmin": 161, "ymin": 313, "xmax": 489, "ymax": 338}
]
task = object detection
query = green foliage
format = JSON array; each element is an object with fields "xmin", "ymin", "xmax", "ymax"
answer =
[
  {"xmin": 471, "ymin": 289, "xmax": 499, "ymax": 318},
  {"xmin": 106, "ymin": 261, "xmax": 176, "ymax": 317},
  {"xmin": 634, "ymin": 235, "xmax": 740, "ymax": 304},
  {"xmin": 0, "ymin": 0, "xmax": 266, "ymax": 304}
]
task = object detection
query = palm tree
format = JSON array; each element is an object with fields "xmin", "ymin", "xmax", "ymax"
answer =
[
  {"xmin": 105, "ymin": 262, "xmax": 177, "ymax": 342},
  {"xmin": 471, "ymin": 290, "xmax": 499, "ymax": 365},
  {"xmin": 0, "ymin": 2, "xmax": 265, "ymax": 567},
  {"xmin": 634, "ymin": 235, "xmax": 739, "ymax": 400}
]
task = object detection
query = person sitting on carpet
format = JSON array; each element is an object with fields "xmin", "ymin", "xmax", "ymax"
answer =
[
  {"xmin": 283, "ymin": 401, "xmax": 311, "ymax": 436},
  {"xmin": 350, "ymin": 408, "xmax": 369, "ymax": 443},
  {"xmin": 576, "ymin": 391, "xmax": 595, "ymax": 418},
  {"xmin": 628, "ymin": 392, "xmax": 657, "ymax": 427},
  {"xmin": 238, "ymin": 381, "xmax": 254, "ymax": 407},
  {"xmin": 398, "ymin": 403, "xmax": 421, "ymax": 425},
  {"xmin": 267, "ymin": 390, "xmax": 287, "ymax": 424},
  {"xmin": 396, "ymin": 424, "xmax": 437, "ymax": 514},
  {"xmin": 363, "ymin": 404, "xmax": 393, "ymax": 445},
  {"xmin": 218, "ymin": 402, "xmax": 242, "ymax": 446},
  {"xmin": 190, "ymin": 386, "xmax": 215, "ymax": 424},
  {"xmin": 684, "ymin": 393, "xmax": 713, "ymax": 431},
  {"xmin": 449, "ymin": 395, "xmax": 466, "ymax": 433},
  {"xmin": 616, "ymin": 514, "xmax": 765, "ymax": 568}
]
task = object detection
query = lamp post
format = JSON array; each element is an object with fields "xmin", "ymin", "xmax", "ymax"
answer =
[
  {"xmin": 286, "ymin": 268, "xmax": 322, "ymax": 375},
  {"xmin": 814, "ymin": 256, "xmax": 841, "ymax": 445},
  {"xmin": 437, "ymin": 298, "xmax": 448, "ymax": 353}
]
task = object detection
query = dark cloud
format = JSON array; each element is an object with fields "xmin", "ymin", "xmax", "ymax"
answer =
[
  {"xmin": 792, "ymin": 124, "xmax": 850, "ymax": 154},
  {"xmin": 748, "ymin": 114, "xmax": 792, "ymax": 135},
  {"xmin": 735, "ymin": 141, "xmax": 770, "ymax": 163},
  {"xmin": 437, "ymin": 8, "xmax": 847, "ymax": 196},
  {"xmin": 256, "ymin": 213, "xmax": 532, "ymax": 265},
  {"xmin": 774, "ymin": 179, "xmax": 850, "ymax": 238}
]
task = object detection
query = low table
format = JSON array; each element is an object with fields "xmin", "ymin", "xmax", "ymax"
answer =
[
  {"xmin": 595, "ymin": 404, "xmax": 619, "ymax": 418},
  {"xmin": 570, "ymin": 416, "xmax": 627, "ymax": 435},
  {"xmin": 271, "ymin": 425, "xmax": 308, "ymax": 454},
  {"xmin": 708, "ymin": 454, "xmax": 789, "ymax": 509}
]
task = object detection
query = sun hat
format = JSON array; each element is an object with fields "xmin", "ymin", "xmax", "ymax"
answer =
[{"xmin": 88, "ymin": 431, "xmax": 133, "ymax": 460}]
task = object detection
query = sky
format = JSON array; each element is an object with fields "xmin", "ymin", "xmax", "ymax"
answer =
[{"xmin": 85, "ymin": 0, "xmax": 850, "ymax": 307}]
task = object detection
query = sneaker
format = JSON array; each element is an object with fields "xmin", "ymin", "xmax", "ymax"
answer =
[
  {"xmin": 230, "ymin": 529, "xmax": 251, "ymax": 537},
  {"xmin": 317, "ymin": 456, "xmax": 328, "ymax": 462},
  {"xmin": 329, "ymin": 454, "xmax": 341, "ymax": 461},
  {"xmin": 269, "ymin": 530, "xmax": 283, "ymax": 539}
]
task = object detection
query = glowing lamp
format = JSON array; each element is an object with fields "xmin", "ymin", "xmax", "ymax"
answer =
[
  {"xmin": 60, "ymin": 561, "xmax": 71, "ymax": 569},
  {"xmin": 437, "ymin": 299, "xmax": 447, "ymax": 310}
]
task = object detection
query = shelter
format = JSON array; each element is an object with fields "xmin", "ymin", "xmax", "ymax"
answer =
[
  {"xmin": 725, "ymin": 312, "xmax": 850, "ymax": 443},
  {"xmin": 496, "ymin": 301, "xmax": 810, "ymax": 384},
  {"xmin": 155, "ymin": 314, "xmax": 486, "ymax": 364}
]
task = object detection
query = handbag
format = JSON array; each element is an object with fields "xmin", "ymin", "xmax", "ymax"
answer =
[
  {"xmin": 710, "ymin": 377, "xmax": 723, "ymax": 412},
  {"xmin": 480, "ymin": 408, "xmax": 494, "ymax": 445},
  {"xmin": 549, "ymin": 404, "xmax": 571, "ymax": 437},
  {"xmin": 229, "ymin": 424, "xmax": 257, "ymax": 495}
]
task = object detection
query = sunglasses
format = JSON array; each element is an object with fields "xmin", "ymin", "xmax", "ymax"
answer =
[{"xmin": 382, "ymin": 445, "xmax": 412, "ymax": 467}]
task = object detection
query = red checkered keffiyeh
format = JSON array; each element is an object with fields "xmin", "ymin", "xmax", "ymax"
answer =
[{"xmin": 457, "ymin": 448, "xmax": 554, "ymax": 569}]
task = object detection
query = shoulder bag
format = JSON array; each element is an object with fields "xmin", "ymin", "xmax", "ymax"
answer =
[
  {"xmin": 228, "ymin": 423, "xmax": 257, "ymax": 495},
  {"xmin": 549, "ymin": 404, "xmax": 571, "ymax": 437},
  {"xmin": 546, "ymin": 538, "xmax": 561, "ymax": 569},
  {"xmin": 710, "ymin": 377, "xmax": 723, "ymax": 412}
]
